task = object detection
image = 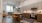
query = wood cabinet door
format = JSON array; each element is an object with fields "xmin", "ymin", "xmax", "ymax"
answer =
[
  {"xmin": 37, "ymin": 14, "xmax": 42, "ymax": 22},
  {"xmin": 22, "ymin": 13, "xmax": 30, "ymax": 19}
]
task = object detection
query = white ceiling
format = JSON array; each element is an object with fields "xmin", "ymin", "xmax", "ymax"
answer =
[
  {"xmin": 2, "ymin": 0, "xmax": 25, "ymax": 5},
  {"xmin": 20, "ymin": 0, "xmax": 42, "ymax": 7},
  {"xmin": 2, "ymin": 0, "xmax": 42, "ymax": 11},
  {"xmin": 20, "ymin": 1, "xmax": 42, "ymax": 10},
  {"xmin": 2, "ymin": 0, "xmax": 15, "ymax": 5}
]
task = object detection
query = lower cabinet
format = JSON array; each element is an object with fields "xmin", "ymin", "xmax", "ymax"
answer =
[
  {"xmin": 37, "ymin": 14, "xmax": 42, "ymax": 22},
  {"xmin": 12, "ymin": 14, "xmax": 20, "ymax": 23},
  {"xmin": 22, "ymin": 13, "xmax": 30, "ymax": 19}
]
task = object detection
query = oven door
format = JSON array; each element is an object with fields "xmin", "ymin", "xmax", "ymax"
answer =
[{"xmin": 31, "ymin": 13, "xmax": 35, "ymax": 19}]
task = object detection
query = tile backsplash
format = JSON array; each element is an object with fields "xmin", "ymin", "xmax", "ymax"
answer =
[{"xmin": 23, "ymin": 10, "xmax": 42, "ymax": 14}]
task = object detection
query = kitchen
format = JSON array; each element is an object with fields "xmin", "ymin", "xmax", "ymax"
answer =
[{"xmin": 0, "ymin": 0, "xmax": 42, "ymax": 23}]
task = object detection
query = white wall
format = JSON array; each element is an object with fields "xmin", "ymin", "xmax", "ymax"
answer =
[
  {"xmin": 23, "ymin": 10, "xmax": 42, "ymax": 14},
  {"xmin": 2, "ymin": 0, "xmax": 21, "ymax": 12},
  {"xmin": 2, "ymin": 0, "xmax": 15, "ymax": 11},
  {"xmin": 2, "ymin": 0, "xmax": 42, "ymax": 14},
  {"xmin": 0, "ymin": 0, "xmax": 3, "ymax": 23},
  {"xmin": 21, "ymin": 0, "xmax": 42, "ymax": 14}
]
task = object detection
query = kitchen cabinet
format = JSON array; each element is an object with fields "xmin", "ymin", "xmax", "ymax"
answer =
[
  {"xmin": 12, "ymin": 14, "xmax": 20, "ymax": 23},
  {"xmin": 22, "ymin": 13, "xmax": 30, "ymax": 19},
  {"xmin": 37, "ymin": 14, "xmax": 42, "ymax": 22},
  {"xmin": 3, "ymin": 13, "xmax": 6, "ymax": 17}
]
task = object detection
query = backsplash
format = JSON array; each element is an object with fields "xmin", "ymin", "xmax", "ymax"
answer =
[{"xmin": 23, "ymin": 10, "xmax": 42, "ymax": 14}]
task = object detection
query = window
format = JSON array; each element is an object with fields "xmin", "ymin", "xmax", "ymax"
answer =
[{"xmin": 6, "ymin": 5, "xmax": 13, "ymax": 12}]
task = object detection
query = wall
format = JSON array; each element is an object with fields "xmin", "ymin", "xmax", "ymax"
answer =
[
  {"xmin": 2, "ymin": 0, "xmax": 42, "ymax": 14},
  {"xmin": 23, "ymin": 9, "xmax": 42, "ymax": 14},
  {"xmin": 2, "ymin": 0, "xmax": 21, "ymax": 12},
  {"xmin": 20, "ymin": 1, "xmax": 42, "ymax": 14},
  {"xmin": 0, "ymin": 0, "xmax": 3, "ymax": 23},
  {"xmin": 2, "ymin": 0, "xmax": 16, "ymax": 12}
]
